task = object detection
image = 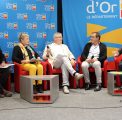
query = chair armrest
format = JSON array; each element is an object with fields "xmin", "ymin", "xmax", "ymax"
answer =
[
  {"xmin": 41, "ymin": 61, "xmax": 48, "ymax": 75},
  {"xmin": 103, "ymin": 59, "xmax": 108, "ymax": 71},
  {"xmin": 114, "ymin": 54, "xmax": 122, "ymax": 70},
  {"xmin": 77, "ymin": 56, "xmax": 82, "ymax": 73},
  {"xmin": 14, "ymin": 62, "xmax": 23, "ymax": 75}
]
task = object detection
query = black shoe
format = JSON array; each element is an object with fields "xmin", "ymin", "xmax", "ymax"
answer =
[
  {"xmin": 85, "ymin": 83, "xmax": 91, "ymax": 90},
  {"xmin": 37, "ymin": 84, "xmax": 43, "ymax": 93},
  {"xmin": 94, "ymin": 84, "xmax": 101, "ymax": 91},
  {"xmin": 119, "ymin": 86, "xmax": 122, "ymax": 90},
  {"xmin": 0, "ymin": 94, "xmax": 4, "ymax": 98},
  {"xmin": 33, "ymin": 85, "xmax": 38, "ymax": 94},
  {"xmin": 3, "ymin": 89, "xmax": 12, "ymax": 97}
]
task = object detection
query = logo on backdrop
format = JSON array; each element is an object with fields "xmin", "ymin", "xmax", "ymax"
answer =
[
  {"xmin": 26, "ymin": 23, "xmax": 37, "ymax": 29},
  {"xmin": 30, "ymin": 42, "xmax": 38, "ymax": 48},
  {"xmin": 44, "ymin": 5, "xmax": 54, "ymax": 11},
  {"xmin": 6, "ymin": 3, "xmax": 17, "ymax": 10},
  {"xmin": 4, "ymin": 51, "xmax": 9, "ymax": 58},
  {"xmin": 17, "ymin": 13, "xmax": 28, "ymax": 20},
  {"xmin": 45, "ymin": 23, "xmax": 55, "ymax": 29},
  {"xmin": 7, "ymin": 22, "xmax": 18, "ymax": 29},
  {"xmin": 36, "ymin": 32, "xmax": 47, "ymax": 39},
  {"xmin": 7, "ymin": 42, "xmax": 14, "ymax": 48},
  {"xmin": 26, "ymin": 4, "xmax": 36, "ymax": 11},
  {"xmin": 0, "ymin": 32, "xmax": 8, "ymax": 39},
  {"xmin": 86, "ymin": 0, "xmax": 119, "ymax": 19},
  {"xmin": 0, "ymin": 12, "xmax": 8, "ymax": 19},
  {"xmin": 36, "ymin": 14, "xmax": 46, "ymax": 20}
]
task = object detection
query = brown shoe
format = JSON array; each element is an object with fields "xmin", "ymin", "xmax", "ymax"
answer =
[
  {"xmin": 3, "ymin": 89, "xmax": 12, "ymax": 97},
  {"xmin": 0, "ymin": 94, "xmax": 5, "ymax": 98}
]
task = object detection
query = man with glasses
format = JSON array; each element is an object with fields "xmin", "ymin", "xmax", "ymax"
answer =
[
  {"xmin": 43, "ymin": 32, "xmax": 83, "ymax": 94},
  {"xmin": 81, "ymin": 32, "xmax": 107, "ymax": 91}
]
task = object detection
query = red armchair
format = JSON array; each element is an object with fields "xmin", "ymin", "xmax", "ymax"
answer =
[
  {"xmin": 77, "ymin": 56, "xmax": 108, "ymax": 88},
  {"xmin": 46, "ymin": 60, "xmax": 77, "ymax": 89},
  {"xmin": 14, "ymin": 61, "xmax": 47, "ymax": 93},
  {"xmin": 114, "ymin": 54, "xmax": 122, "ymax": 86}
]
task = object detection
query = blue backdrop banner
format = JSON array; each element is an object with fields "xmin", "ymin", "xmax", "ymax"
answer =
[
  {"xmin": 62, "ymin": 0, "xmax": 122, "ymax": 59},
  {"xmin": 0, "ymin": 0, "xmax": 57, "ymax": 62},
  {"xmin": 62, "ymin": 0, "xmax": 86, "ymax": 58}
]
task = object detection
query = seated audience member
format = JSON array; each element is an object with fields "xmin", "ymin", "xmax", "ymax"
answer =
[
  {"xmin": 113, "ymin": 48, "xmax": 122, "ymax": 89},
  {"xmin": 0, "ymin": 48, "xmax": 12, "ymax": 98},
  {"xmin": 12, "ymin": 33, "xmax": 43, "ymax": 94},
  {"xmin": 81, "ymin": 32, "xmax": 107, "ymax": 91},
  {"xmin": 43, "ymin": 32, "xmax": 83, "ymax": 94}
]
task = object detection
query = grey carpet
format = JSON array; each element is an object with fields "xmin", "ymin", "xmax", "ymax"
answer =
[{"xmin": 0, "ymin": 89, "xmax": 122, "ymax": 120}]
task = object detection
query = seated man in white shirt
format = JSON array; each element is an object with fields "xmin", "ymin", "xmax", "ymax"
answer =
[
  {"xmin": 43, "ymin": 32, "xmax": 83, "ymax": 94},
  {"xmin": 81, "ymin": 32, "xmax": 107, "ymax": 91}
]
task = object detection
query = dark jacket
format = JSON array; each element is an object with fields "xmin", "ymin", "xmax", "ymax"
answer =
[
  {"xmin": 0, "ymin": 48, "xmax": 6, "ymax": 64},
  {"xmin": 118, "ymin": 48, "xmax": 122, "ymax": 55},
  {"xmin": 81, "ymin": 42, "xmax": 107, "ymax": 67},
  {"xmin": 12, "ymin": 45, "xmax": 40, "ymax": 64}
]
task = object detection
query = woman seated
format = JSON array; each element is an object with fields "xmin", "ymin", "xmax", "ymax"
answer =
[
  {"xmin": 0, "ymin": 48, "xmax": 12, "ymax": 98},
  {"xmin": 12, "ymin": 33, "xmax": 43, "ymax": 94}
]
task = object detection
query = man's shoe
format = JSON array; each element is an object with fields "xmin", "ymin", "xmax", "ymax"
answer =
[
  {"xmin": 85, "ymin": 83, "xmax": 91, "ymax": 90},
  {"xmin": 3, "ymin": 89, "xmax": 12, "ymax": 97},
  {"xmin": 0, "ymin": 94, "xmax": 5, "ymax": 98},
  {"xmin": 37, "ymin": 84, "xmax": 43, "ymax": 93},
  {"xmin": 63, "ymin": 86, "xmax": 69, "ymax": 94},
  {"xmin": 119, "ymin": 86, "xmax": 122, "ymax": 90},
  {"xmin": 94, "ymin": 84, "xmax": 101, "ymax": 92},
  {"xmin": 75, "ymin": 73, "xmax": 83, "ymax": 80}
]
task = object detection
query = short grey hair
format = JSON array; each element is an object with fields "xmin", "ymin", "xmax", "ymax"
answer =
[
  {"xmin": 18, "ymin": 33, "xmax": 29, "ymax": 42},
  {"xmin": 53, "ymin": 32, "xmax": 62, "ymax": 39}
]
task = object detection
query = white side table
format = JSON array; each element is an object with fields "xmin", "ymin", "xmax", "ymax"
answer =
[
  {"xmin": 108, "ymin": 71, "xmax": 122, "ymax": 95},
  {"xmin": 20, "ymin": 75, "xmax": 59, "ymax": 103}
]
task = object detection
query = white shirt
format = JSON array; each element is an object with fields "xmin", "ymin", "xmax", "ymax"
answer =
[
  {"xmin": 43, "ymin": 43, "xmax": 75, "ymax": 66},
  {"xmin": 87, "ymin": 44, "xmax": 100, "ymax": 59}
]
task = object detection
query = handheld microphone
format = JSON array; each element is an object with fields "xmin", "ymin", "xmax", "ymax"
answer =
[{"xmin": 47, "ymin": 45, "xmax": 53, "ymax": 57}]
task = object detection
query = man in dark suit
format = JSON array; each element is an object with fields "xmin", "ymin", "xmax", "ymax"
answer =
[
  {"xmin": 0, "ymin": 48, "xmax": 12, "ymax": 98},
  {"xmin": 81, "ymin": 32, "xmax": 107, "ymax": 91}
]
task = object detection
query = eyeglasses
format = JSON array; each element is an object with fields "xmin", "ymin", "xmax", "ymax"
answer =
[
  {"xmin": 55, "ymin": 36, "xmax": 62, "ymax": 38},
  {"xmin": 90, "ymin": 36, "xmax": 96, "ymax": 38}
]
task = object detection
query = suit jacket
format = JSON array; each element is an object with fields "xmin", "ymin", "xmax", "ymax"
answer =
[
  {"xmin": 81, "ymin": 42, "xmax": 107, "ymax": 67},
  {"xmin": 0, "ymin": 48, "xmax": 6, "ymax": 64},
  {"xmin": 118, "ymin": 48, "xmax": 122, "ymax": 55},
  {"xmin": 12, "ymin": 45, "xmax": 40, "ymax": 64}
]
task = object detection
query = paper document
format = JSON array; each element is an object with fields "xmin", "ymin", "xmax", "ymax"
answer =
[
  {"xmin": 0, "ymin": 64, "xmax": 14, "ymax": 68},
  {"xmin": 30, "ymin": 59, "xmax": 42, "ymax": 63}
]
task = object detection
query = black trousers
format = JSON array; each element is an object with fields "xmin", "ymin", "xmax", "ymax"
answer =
[
  {"xmin": 0, "ymin": 68, "xmax": 9, "ymax": 93},
  {"xmin": 119, "ymin": 61, "xmax": 122, "ymax": 84}
]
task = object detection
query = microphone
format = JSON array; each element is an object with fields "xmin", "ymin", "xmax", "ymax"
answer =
[{"xmin": 47, "ymin": 45, "xmax": 53, "ymax": 57}]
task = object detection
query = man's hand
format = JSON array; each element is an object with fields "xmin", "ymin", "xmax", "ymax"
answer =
[
  {"xmin": 70, "ymin": 59, "xmax": 76, "ymax": 66},
  {"xmin": 91, "ymin": 58, "xmax": 98, "ymax": 63},
  {"xmin": 0, "ymin": 61, "xmax": 6, "ymax": 67},
  {"xmin": 21, "ymin": 60, "xmax": 30, "ymax": 64},
  {"xmin": 113, "ymin": 50, "xmax": 119, "ymax": 57},
  {"xmin": 86, "ymin": 59, "xmax": 92, "ymax": 63}
]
